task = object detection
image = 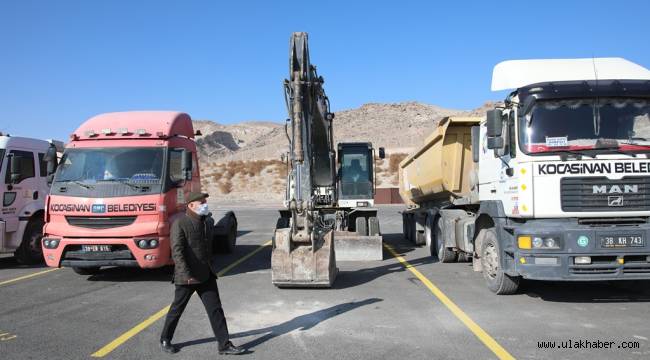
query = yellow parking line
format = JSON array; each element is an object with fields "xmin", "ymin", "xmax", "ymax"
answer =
[
  {"xmin": 216, "ymin": 240, "xmax": 272, "ymax": 277},
  {"xmin": 91, "ymin": 240, "xmax": 272, "ymax": 358},
  {"xmin": 384, "ymin": 243, "xmax": 516, "ymax": 360},
  {"xmin": 0, "ymin": 268, "xmax": 60, "ymax": 287},
  {"xmin": 91, "ymin": 305, "xmax": 171, "ymax": 357}
]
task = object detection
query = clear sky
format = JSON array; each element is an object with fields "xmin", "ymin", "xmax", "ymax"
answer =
[{"xmin": 1, "ymin": 0, "xmax": 649, "ymax": 141}]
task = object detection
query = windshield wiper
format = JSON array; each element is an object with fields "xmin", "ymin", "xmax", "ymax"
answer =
[
  {"xmin": 98, "ymin": 179, "xmax": 144, "ymax": 190},
  {"xmin": 56, "ymin": 179, "xmax": 94, "ymax": 189},
  {"xmin": 591, "ymin": 146, "xmax": 636, "ymax": 157},
  {"xmin": 542, "ymin": 149, "xmax": 596, "ymax": 160},
  {"xmin": 72, "ymin": 180, "xmax": 94, "ymax": 189}
]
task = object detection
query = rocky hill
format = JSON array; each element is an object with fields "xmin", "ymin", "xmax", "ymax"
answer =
[{"xmin": 196, "ymin": 101, "xmax": 495, "ymax": 203}]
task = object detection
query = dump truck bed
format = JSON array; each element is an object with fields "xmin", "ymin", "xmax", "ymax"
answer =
[{"xmin": 398, "ymin": 117, "xmax": 482, "ymax": 206}]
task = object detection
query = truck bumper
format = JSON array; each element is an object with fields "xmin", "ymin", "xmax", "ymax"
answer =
[
  {"xmin": 510, "ymin": 219, "xmax": 650, "ymax": 281},
  {"xmin": 42, "ymin": 236, "xmax": 171, "ymax": 269}
]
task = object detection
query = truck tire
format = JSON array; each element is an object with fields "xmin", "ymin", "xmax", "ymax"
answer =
[
  {"xmin": 479, "ymin": 228, "xmax": 520, "ymax": 295},
  {"xmin": 368, "ymin": 217, "xmax": 380, "ymax": 236},
  {"xmin": 276, "ymin": 217, "xmax": 290, "ymax": 229},
  {"xmin": 457, "ymin": 252, "xmax": 471, "ymax": 262},
  {"xmin": 15, "ymin": 216, "xmax": 45, "ymax": 265},
  {"xmin": 220, "ymin": 219, "xmax": 237, "ymax": 254},
  {"xmin": 72, "ymin": 266, "xmax": 101, "ymax": 275},
  {"xmin": 415, "ymin": 226, "xmax": 426, "ymax": 245},
  {"xmin": 402, "ymin": 214, "xmax": 409, "ymax": 241},
  {"xmin": 406, "ymin": 215, "xmax": 415, "ymax": 243},
  {"xmin": 435, "ymin": 218, "xmax": 457, "ymax": 263},
  {"xmin": 355, "ymin": 217, "xmax": 368, "ymax": 236}
]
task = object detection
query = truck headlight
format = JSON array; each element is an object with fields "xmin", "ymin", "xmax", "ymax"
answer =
[
  {"xmin": 42, "ymin": 237, "xmax": 60, "ymax": 249},
  {"xmin": 544, "ymin": 238, "xmax": 557, "ymax": 248},
  {"xmin": 134, "ymin": 238, "xmax": 160, "ymax": 249},
  {"xmin": 575, "ymin": 256, "xmax": 591, "ymax": 265},
  {"xmin": 518, "ymin": 235, "xmax": 561, "ymax": 250}
]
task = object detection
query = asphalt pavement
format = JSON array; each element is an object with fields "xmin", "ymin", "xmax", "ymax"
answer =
[{"xmin": 1, "ymin": 204, "xmax": 649, "ymax": 360}]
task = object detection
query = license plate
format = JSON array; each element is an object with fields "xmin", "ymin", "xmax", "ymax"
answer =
[
  {"xmin": 82, "ymin": 245, "xmax": 112, "ymax": 252},
  {"xmin": 599, "ymin": 235, "xmax": 645, "ymax": 248}
]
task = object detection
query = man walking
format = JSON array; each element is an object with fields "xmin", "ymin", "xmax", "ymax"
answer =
[{"xmin": 160, "ymin": 192, "xmax": 245, "ymax": 355}]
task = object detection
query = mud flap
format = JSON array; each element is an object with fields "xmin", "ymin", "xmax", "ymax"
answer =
[
  {"xmin": 271, "ymin": 228, "xmax": 337, "ymax": 287},
  {"xmin": 334, "ymin": 232, "xmax": 383, "ymax": 261}
]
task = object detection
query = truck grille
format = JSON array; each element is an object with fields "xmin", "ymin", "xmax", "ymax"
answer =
[
  {"xmin": 561, "ymin": 177, "xmax": 650, "ymax": 212},
  {"xmin": 65, "ymin": 216, "xmax": 137, "ymax": 229},
  {"xmin": 569, "ymin": 255, "xmax": 650, "ymax": 275},
  {"xmin": 62, "ymin": 245, "xmax": 134, "ymax": 261}
]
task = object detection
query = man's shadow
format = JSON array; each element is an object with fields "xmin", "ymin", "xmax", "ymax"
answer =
[{"xmin": 175, "ymin": 298, "xmax": 382, "ymax": 351}]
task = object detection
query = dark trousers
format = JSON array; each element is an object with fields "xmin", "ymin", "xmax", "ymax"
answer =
[{"xmin": 160, "ymin": 276, "xmax": 230, "ymax": 348}]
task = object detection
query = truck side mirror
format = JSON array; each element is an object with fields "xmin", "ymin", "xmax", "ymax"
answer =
[
  {"xmin": 9, "ymin": 154, "xmax": 21, "ymax": 184},
  {"xmin": 181, "ymin": 150, "xmax": 193, "ymax": 181},
  {"xmin": 486, "ymin": 109, "xmax": 503, "ymax": 137},
  {"xmin": 471, "ymin": 126, "xmax": 480, "ymax": 163},
  {"xmin": 378, "ymin": 147, "xmax": 385, "ymax": 159},
  {"xmin": 487, "ymin": 137, "xmax": 504, "ymax": 149},
  {"xmin": 45, "ymin": 146, "xmax": 58, "ymax": 175},
  {"xmin": 486, "ymin": 109, "xmax": 505, "ymax": 150}
]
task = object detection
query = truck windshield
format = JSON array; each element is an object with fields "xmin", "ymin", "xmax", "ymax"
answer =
[
  {"xmin": 520, "ymin": 97, "xmax": 650, "ymax": 154},
  {"xmin": 54, "ymin": 147, "xmax": 164, "ymax": 184},
  {"xmin": 339, "ymin": 148, "xmax": 372, "ymax": 199}
]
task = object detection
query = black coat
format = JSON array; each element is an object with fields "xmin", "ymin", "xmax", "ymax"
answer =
[{"xmin": 170, "ymin": 211, "xmax": 217, "ymax": 285}]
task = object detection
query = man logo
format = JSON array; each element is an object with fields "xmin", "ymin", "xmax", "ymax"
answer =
[
  {"xmin": 592, "ymin": 185, "xmax": 638, "ymax": 194},
  {"xmin": 608, "ymin": 196, "xmax": 624, "ymax": 207}
]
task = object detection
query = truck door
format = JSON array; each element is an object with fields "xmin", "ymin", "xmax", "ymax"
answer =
[{"xmin": 2, "ymin": 149, "xmax": 37, "ymax": 249}]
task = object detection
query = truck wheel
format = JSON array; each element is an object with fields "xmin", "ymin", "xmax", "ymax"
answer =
[
  {"xmin": 72, "ymin": 267, "xmax": 101, "ymax": 275},
  {"xmin": 425, "ymin": 215, "xmax": 435, "ymax": 256},
  {"xmin": 480, "ymin": 228, "xmax": 520, "ymax": 295},
  {"xmin": 435, "ymin": 219, "xmax": 457, "ymax": 263},
  {"xmin": 457, "ymin": 252, "xmax": 471, "ymax": 262},
  {"xmin": 415, "ymin": 225, "xmax": 426, "ymax": 245},
  {"xmin": 355, "ymin": 217, "xmax": 368, "ymax": 236},
  {"xmin": 368, "ymin": 217, "xmax": 380, "ymax": 236},
  {"xmin": 402, "ymin": 214, "xmax": 411, "ymax": 241},
  {"xmin": 276, "ymin": 217, "xmax": 290, "ymax": 229},
  {"xmin": 404, "ymin": 214, "xmax": 415, "ymax": 244},
  {"xmin": 222, "ymin": 219, "xmax": 237, "ymax": 253},
  {"xmin": 15, "ymin": 216, "xmax": 45, "ymax": 265}
]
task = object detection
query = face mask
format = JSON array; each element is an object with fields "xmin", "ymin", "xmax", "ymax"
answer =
[{"xmin": 194, "ymin": 203, "xmax": 209, "ymax": 216}]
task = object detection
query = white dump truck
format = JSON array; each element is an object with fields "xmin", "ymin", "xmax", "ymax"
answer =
[
  {"xmin": 0, "ymin": 134, "xmax": 63, "ymax": 263},
  {"xmin": 401, "ymin": 58, "xmax": 650, "ymax": 294}
]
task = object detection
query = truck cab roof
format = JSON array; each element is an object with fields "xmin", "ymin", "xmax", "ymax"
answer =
[
  {"xmin": 0, "ymin": 135, "xmax": 53, "ymax": 151},
  {"xmin": 72, "ymin": 111, "xmax": 195, "ymax": 141},
  {"xmin": 491, "ymin": 57, "xmax": 650, "ymax": 91}
]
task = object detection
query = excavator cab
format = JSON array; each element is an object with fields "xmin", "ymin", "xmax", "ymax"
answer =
[
  {"xmin": 338, "ymin": 143, "xmax": 375, "ymax": 204},
  {"xmin": 334, "ymin": 143, "xmax": 384, "ymax": 261}
]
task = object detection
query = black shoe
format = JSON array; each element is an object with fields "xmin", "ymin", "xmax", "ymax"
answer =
[
  {"xmin": 160, "ymin": 340, "xmax": 179, "ymax": 354},
  {"xmin": 218, "ymin": 341, "xmax": 245, "ymax": 355}
]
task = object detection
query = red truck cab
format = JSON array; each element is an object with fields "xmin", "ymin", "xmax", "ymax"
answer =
[{"xmin": 42, "ymin": 111, "xmax": 236, "ymax": 275}]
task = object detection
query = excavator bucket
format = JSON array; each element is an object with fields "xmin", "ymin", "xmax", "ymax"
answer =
[
  {"xmin": 334, "ymin": 233, "xmax": 383, "ymax": 261},
  {"xmin": 271, "ymin": 228, "xmax": 337, "ymax": 287}
]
